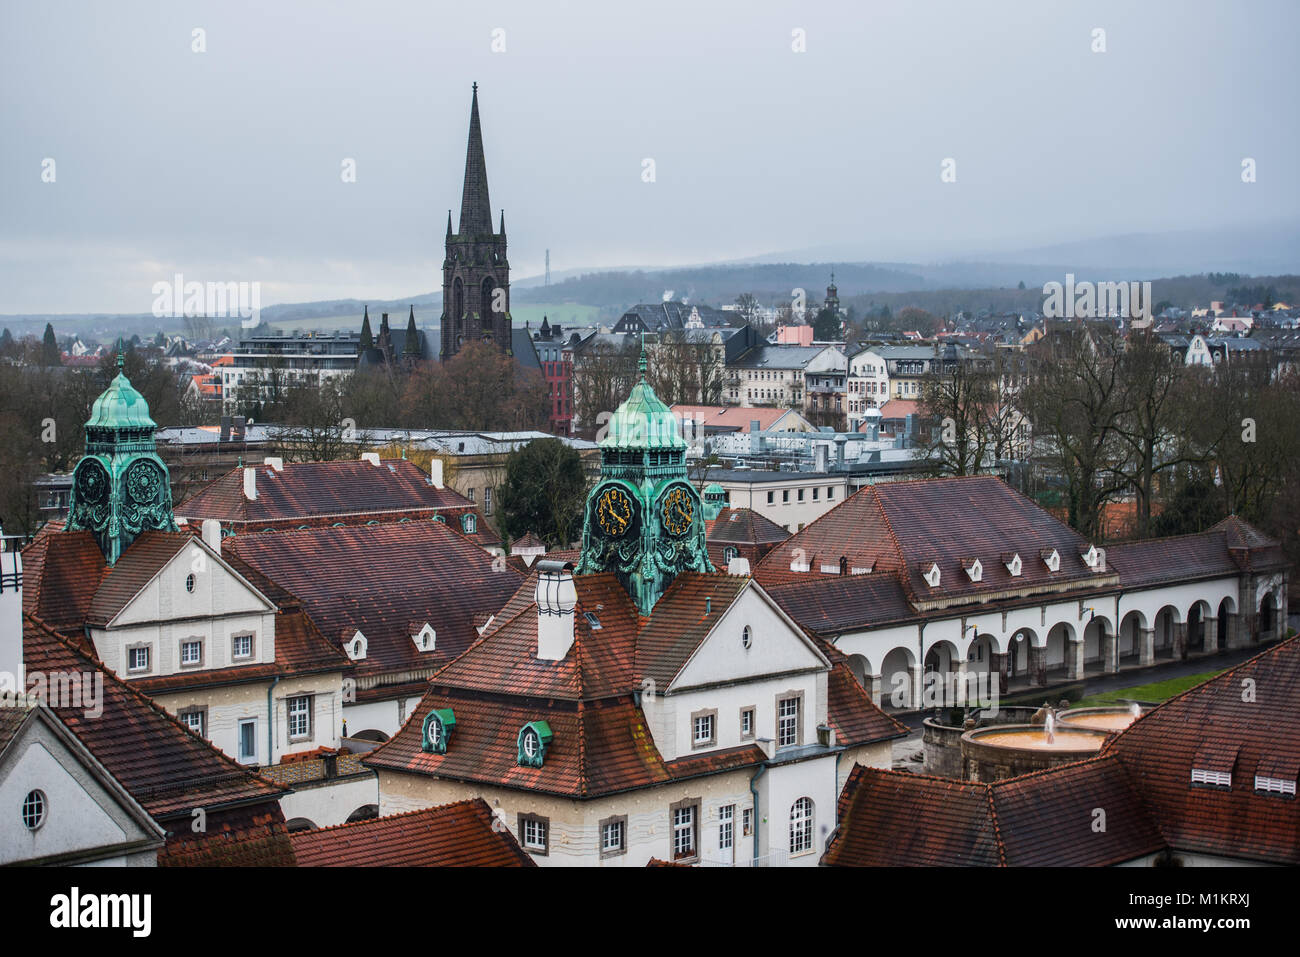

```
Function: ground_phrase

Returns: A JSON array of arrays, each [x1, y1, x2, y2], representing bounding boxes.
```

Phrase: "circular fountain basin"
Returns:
[[1058, 706, 1142, 732], [959, 724, 1110, 782]]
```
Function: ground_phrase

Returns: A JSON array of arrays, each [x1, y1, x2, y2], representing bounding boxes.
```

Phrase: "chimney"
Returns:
[[220, 415, 231, 443], [232, 415, 246, 441], [243, 467, 257, 501], [360, 452, 381, 467], [430, 458, 444, 489], [201, 519, 222, 554], [726, 556, 751, 576], [535, 561, 577, 661]]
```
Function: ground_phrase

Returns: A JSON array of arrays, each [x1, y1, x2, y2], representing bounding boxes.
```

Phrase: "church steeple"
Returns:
[[459, 82, 494, 237], [440, 84, 511, 361], [404, 305, 420, 357], [66, 349, 177, 565]]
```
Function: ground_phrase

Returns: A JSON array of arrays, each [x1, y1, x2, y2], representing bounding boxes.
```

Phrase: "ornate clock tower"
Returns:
[[66, 353, 178, 565], [577, 351, 713, 614]]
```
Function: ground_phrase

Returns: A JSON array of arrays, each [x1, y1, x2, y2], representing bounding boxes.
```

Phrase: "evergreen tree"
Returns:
[[498, 438, 587, 548], [40, 323, 61, 366]]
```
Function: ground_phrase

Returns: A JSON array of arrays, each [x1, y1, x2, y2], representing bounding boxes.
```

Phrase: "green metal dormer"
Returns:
[[65, 353, 178, 565]]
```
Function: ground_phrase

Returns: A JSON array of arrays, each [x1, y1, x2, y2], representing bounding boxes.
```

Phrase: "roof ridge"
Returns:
[[292, 796, 487, 838], [984, 782, 1008, 867]]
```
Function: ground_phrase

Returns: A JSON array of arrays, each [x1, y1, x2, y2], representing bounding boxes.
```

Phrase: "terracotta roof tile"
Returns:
[[289, 798, 535, 867]]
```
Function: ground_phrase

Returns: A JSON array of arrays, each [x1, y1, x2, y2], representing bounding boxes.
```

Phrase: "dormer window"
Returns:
[[1191, 742, 1239, 790], [723, 546, 738, 563], [517, 721, 553, 768], [1041, 548, 1060, 573], [1003, 553, 1022, 577], [850, 561, 874, 575], [1254, 756, 1298, 797], [461, 513, 477, 535], [412, 623, 436, 652], [790, 555, 811, 573], [1081, 544, 1102, 570], [422, 708, 455, 754], [962, 558, 982, 582], [920, 562, 941, 588], [346, 630, 367, 661]]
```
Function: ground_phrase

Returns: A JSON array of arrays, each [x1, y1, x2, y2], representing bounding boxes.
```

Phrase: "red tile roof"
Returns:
[[21, 525, 108, 632], [289, 798, 535, 867], [86, 531, 196, 626], [705, 508, 790, 548], [823, 758, 1162, 867], [670, 405, 801, 432], [225, 521, 523, 681], [757, 476, 1109, 601], [1105, 517, 1284, 589], [366, 569, 905, 798], [176, 459, 474, 528], [23, 615, 291, 853], [1103, 636, 1300, 865]]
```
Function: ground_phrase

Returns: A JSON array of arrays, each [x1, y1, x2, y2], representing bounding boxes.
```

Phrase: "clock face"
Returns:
[[661, 486, 694, 537], [124, 460, 164, 505], [595, 486, 635, 538], [74, 459, 110, 506]]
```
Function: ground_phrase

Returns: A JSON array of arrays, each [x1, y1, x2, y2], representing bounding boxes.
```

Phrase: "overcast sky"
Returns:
[[2, 0, 1297, 314]]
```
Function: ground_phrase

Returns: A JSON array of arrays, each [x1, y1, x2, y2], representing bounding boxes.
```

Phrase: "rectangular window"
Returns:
[[797, 488, 805, 502], [1191, 768, 1232, 788], [484, 487, 493, 516], [232, 633, 254, 660], [719, 804, 734, 851], [782, 490, 789, 504], [287, 695, 312, 741], [180, 709, 206, 737], [1255, 776, 1297, 796], [238, 719, 257, 763], [599, 816, 627, 858], [671, 801, 698, 861], [519, 814, 549, 855], [692, 710, 717, 748], [778, 694, 802, 748], [740, 707, 755, 740], [827, 487, 835, 499], [766, 491, 774, 505], [180, 639, 203, 667], [742, 807, 753, 837], [127, 645, 150, 673], [466, 487, 475, 503], [812, 487, 819, 500]]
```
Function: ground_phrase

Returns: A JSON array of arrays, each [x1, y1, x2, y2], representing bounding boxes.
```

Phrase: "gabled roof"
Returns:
[[21, 525, 108, 632], [823, 758, 1162, 867], [635, 573, 753, 690], [1105, 516, 1285, 588], [1103, 636, 1300, 865], [22, 614, 288, 823], [670, 405, 801, 433], [705, 508, 790, 548], [176, 459, 472, 526], [289, 798, 535, 867], [86, 531, 209, 626], [756, 477, 1107, 603], [224, 521, 523, 679]]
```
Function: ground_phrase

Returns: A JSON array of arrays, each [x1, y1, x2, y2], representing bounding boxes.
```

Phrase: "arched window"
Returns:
[[453, 277, 464, 320], [741, 625, 752, 649], [481, 277, 496, 319], [461, 513, 477, 534], [723, 546, 738, 564], [790, 797, 814, 854]]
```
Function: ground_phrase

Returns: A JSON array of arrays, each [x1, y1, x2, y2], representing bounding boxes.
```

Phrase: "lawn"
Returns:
[[1074, 669, 1225, 709]]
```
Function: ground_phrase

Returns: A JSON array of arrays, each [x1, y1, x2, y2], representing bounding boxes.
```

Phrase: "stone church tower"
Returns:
[[440, 84, 511, 360]]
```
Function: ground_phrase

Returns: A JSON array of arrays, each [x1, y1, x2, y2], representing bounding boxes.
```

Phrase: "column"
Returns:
[[1222, 612, 1242, 650], [1138, 628, 1155, 667], [908, 664, 924, 710], [868, 674, 882, 707], [1203, 616, 1219, 655], [1028, 645, 1047, 686], [1065, 638, 1085, 680], [991, 652, 1009, 697], [1173, 622, 1188, 659], [1101, 630, 1119, 674]]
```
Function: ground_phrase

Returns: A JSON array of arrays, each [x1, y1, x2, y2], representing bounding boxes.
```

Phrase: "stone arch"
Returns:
[[452, 277, 464, 321], [847, 653, 872, 689], [1006, 627, 1038, 678], [349, 728, 389, 744], [285, 817, 317, 833], [1083, 613, 1112, 664], [1257, 588, 1281, 641], [1154, 604, 1183, 659], [881, 646, 916, 710], [1046, 621, 1076, 671], [1119, 610, 1147, 661], [924, 639, 962, 707], [346, 805, 379, 824], [1187, 600, 1212, 653]]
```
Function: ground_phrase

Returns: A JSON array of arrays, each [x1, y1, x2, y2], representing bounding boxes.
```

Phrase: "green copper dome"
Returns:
[[600, 371, 685, 451], [86, 357, 157, 431]]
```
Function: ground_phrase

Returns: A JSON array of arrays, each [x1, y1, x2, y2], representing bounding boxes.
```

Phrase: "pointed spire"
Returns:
[[499, 209, 506, 236], [458, 83, 493, 236], [404, 305, 420, 356], [446, 210, 453, 236], [359, 306, 374, 350], [638, 332, 647, 379]]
